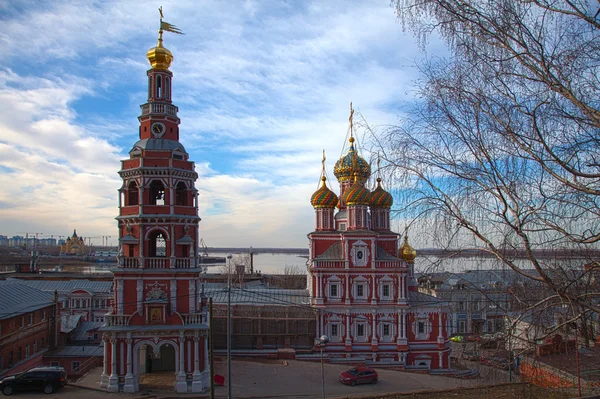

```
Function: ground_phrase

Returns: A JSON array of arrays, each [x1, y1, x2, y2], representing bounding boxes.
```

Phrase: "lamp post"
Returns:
[[316, 334, 329, 399], [227, 253, 233, 399]]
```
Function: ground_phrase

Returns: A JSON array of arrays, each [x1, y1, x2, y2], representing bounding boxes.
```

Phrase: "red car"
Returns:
[[339, 367, 378, 386]]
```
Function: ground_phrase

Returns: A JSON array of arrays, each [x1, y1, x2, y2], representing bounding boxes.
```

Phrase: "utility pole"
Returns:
[[227, 253, 233, 399], [209, 297, 215, 399]]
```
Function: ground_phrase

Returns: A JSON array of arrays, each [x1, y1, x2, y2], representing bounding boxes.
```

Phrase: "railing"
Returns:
[[105, 314, 130, 326], [140, 103, 178, 117], [146, 257, 169, 268], [73, 356, 102, 376], [374, 260, 405, 268], [122, 257, 139, 268], [120, 257, 197, 269], [174, 258, 192, 268], [312, 261, 346, 269], [182, 313, 205, 325]]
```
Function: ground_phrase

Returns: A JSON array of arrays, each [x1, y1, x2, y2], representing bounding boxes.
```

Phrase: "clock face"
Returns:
[[151, 122, 166, 137], [357, 250, 363, 260]]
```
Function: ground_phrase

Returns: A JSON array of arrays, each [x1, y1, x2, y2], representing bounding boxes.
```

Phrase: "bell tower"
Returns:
[[100, 11, 209, 394]]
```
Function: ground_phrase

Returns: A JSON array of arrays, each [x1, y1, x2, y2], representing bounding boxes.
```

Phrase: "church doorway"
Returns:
[[135, 340, 178, 391]]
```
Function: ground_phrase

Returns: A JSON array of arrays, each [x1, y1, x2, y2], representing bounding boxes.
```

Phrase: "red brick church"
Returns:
[[99, 17, 209, 393], [308, 107, 450, 369]]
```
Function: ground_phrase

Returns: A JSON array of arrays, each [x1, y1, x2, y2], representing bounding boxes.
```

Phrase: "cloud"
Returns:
[[0, 0, 437, 247]]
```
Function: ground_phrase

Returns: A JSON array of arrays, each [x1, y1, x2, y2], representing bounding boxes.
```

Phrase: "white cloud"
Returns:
[[0, 0, 438, 247]]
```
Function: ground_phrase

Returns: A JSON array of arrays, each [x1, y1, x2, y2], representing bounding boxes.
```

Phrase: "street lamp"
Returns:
[[316, 334, 329, 399], [226, 253, 233, 399]]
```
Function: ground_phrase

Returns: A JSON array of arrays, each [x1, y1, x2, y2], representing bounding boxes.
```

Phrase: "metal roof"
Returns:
[[131, 138, 187, 153], [7, 278, 112, 294], [314, 242, 343, 260], [408, 290, 442, 306], [0, 281, 55, 320], [48, 344, 104, 357], [205, 288, 310, 306]]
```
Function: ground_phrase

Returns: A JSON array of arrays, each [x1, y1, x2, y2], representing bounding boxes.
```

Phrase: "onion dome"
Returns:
[[370, 178, 393, 208], [342, 174, 371, 206], [310, 176, 339, 209], [333, 137, 371, 184], [399, 235, 417, 261], [147, 34, 173, 70]]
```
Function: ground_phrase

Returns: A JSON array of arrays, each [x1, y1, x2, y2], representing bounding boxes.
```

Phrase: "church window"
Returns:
[[149, 181, 165, 205], [330, 284, 338, 297], [356, 284, 364, 298], [383, 324, 391, 336], [28, 314, 32, 325], [166, 77, 171, 100], [357, 324, 365, 337], [339, 223, 346, 231], [383, 284, 390, 298], [175, 182, 187, 206], [127, 182, 139, 206], [418, 322, 425, 334], [331, 324, 338, 337], [156, 75, 162, 98], [149, 231, 167, 257], [148, 76, 152, 99]]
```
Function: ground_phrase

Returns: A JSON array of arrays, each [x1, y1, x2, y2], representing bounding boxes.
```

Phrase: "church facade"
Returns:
[[99, 19, 209, 393], [308, 111, 450, 369]]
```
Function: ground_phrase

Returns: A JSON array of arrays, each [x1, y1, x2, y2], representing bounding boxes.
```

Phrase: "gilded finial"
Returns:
[[349, 102, 355, 142]]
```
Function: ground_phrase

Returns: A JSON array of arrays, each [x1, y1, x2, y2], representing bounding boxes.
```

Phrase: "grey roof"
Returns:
[[376, 246, 399, 261], [61, 314, 82, 333], [314, 242, 343, 260], [205, 288, 309, 306], [48, 345, 104, 357], [334, 210, 347, 220], [408, 290, 442, 306], [8, 278, 113, 294], [0, 281, 55, 320], [130, 138, 187, 153], [74, 321, 104, 341]]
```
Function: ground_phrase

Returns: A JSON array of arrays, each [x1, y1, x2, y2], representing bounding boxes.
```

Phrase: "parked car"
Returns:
[[339, 367, 378, 386], [461, 351, 480, 361], [0, 366, 67, 395], [450, 335, 465, 343]]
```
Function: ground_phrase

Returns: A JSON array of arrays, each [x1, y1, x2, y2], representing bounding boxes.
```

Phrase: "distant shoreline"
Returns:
[[207, 247, 600, 259]]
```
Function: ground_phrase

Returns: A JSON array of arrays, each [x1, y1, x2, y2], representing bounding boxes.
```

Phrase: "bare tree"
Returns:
[[376, 1, 600, 320]]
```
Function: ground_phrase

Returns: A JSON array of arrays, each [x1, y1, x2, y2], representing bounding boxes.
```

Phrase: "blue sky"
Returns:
[[0, 0, 444, 247]]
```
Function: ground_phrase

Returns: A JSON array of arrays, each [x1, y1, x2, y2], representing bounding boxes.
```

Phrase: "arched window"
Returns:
[[156, 75, 162, 98], [166, 77, 171, 100], [127, 181, 139, 206], [150, 181, 165, 205], [148, 76, 152, 99], [175, 182, 187, 206], [149, 231, 167, 257]]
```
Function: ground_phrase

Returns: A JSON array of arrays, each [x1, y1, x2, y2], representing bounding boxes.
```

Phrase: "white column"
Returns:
[[371, 312, 378, 346], [107, 337, 119, 392], [124, 337, 134, 392], [138, 223, 144, 268], [170, 225, 176, 268], [100, 336, 109, 388], [192, 335, 203, 392], [437, 310, 444, 344], [175, 336, 187, 393]]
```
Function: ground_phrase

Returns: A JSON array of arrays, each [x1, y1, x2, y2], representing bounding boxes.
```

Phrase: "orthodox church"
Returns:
[[99, 17, 209, 393], [308, 108, 450, 369], [60, 230, 87, 255]]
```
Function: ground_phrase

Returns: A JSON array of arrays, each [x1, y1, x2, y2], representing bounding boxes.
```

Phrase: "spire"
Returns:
[[146, 7, 183, 70]]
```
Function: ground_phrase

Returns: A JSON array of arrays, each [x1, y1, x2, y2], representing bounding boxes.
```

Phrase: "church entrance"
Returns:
[[134, 340, 178, 391]]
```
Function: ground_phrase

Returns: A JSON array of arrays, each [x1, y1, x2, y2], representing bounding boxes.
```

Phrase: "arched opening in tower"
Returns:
[[149, 231, 167, 257], [150, 181, 165, 205]]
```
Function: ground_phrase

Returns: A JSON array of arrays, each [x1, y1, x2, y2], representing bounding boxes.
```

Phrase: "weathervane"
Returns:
[[158, 6, 184, 36]]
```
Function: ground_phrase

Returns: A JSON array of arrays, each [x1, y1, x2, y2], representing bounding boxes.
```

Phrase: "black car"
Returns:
[[0, 366, 68, 395]]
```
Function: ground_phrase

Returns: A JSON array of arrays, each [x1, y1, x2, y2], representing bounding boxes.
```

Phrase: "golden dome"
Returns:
[[334, 137, 371, 184], [370, 178, 393, 208], [147, 33, 173, 70], [399, 235, 416, 261], [342, 174, 371, 206], [310, 176, 339, 209]]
